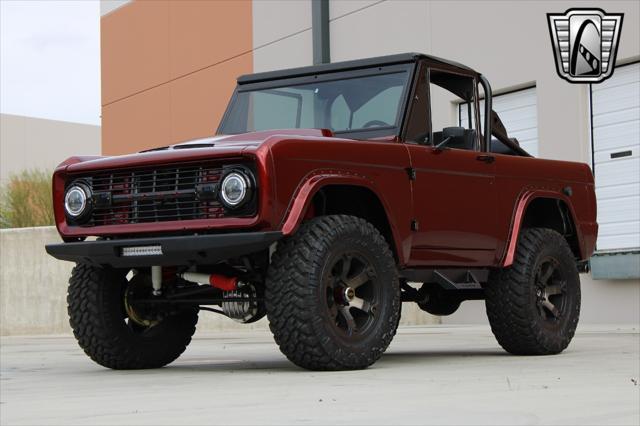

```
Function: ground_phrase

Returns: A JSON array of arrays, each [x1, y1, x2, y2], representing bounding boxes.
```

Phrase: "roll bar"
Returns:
[[479, 75, 492, 152], [479, 74, 531, 157]]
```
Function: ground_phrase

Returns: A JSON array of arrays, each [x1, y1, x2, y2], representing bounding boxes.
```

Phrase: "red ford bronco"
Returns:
[[46, 53, 597, 371]]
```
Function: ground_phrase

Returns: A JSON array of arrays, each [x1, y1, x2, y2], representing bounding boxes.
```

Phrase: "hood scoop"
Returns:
[[173, 143, 216, 150], [139, 141, 217, 153]]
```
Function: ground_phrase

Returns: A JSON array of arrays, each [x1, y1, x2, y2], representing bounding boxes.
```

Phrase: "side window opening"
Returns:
[[460, 86, 538, 157], [428, 69, 478, 151]]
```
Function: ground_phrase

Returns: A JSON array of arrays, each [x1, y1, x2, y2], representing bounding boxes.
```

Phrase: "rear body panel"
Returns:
[[494, 153, 597, 264]]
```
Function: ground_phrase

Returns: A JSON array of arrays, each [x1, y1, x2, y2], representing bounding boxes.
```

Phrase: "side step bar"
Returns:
[[400, 268, 488, 290], [433, 270, 483, 290]]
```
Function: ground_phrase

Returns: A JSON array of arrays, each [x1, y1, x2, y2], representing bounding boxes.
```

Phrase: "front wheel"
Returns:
[[266, 215, 400, 370], [67, 264, 198, 369], [485, 228, 580, 355]]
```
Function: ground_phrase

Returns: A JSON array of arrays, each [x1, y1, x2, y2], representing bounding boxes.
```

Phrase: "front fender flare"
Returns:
[[279, 171, 407, 264]]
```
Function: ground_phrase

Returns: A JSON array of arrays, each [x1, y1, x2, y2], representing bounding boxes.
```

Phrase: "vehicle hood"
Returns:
[[62, 129, 336, 173]]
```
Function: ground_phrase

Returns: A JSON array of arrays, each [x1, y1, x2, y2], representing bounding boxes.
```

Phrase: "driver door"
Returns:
[[406, 66, 498, 267]]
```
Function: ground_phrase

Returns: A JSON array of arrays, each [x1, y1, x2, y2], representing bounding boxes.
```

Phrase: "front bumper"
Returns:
[[45, 231, 283, 268]]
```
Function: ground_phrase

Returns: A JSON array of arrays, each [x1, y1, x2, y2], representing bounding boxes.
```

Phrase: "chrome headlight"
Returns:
[[64, 184, 90, 218], [219, 171, 252, 208]]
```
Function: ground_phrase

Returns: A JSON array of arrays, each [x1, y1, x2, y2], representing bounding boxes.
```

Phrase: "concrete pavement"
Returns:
[[1, 325, 638, 425]]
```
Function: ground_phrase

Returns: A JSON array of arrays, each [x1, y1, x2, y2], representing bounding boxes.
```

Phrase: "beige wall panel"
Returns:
[[329, 1, 637, 163], [252, 0, 311, 47], [0, 115, 100, 182], [101, 85, 171, 155], [0, 226, 437, 336], [429, 1, 639, 163], [101, 1, 170, 106], [0, 228, 73, 335], [428, 2, 580, 162], [253, 29, 313, 73], [329, 0, 430, 62], [329, 0, 380, 20], [443, 275, 640, 325], [427, 1, 640, 323], [168, 0, 253, 79], [326, 0, 639, 324], [613, 0, 640, 60], [170, 54, 252, 143], [100, 0, 131, 17]]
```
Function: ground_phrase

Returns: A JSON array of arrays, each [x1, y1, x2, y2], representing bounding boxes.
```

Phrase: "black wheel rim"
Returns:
[[534, 256, 568, 323], [323, 251, 380, 339]]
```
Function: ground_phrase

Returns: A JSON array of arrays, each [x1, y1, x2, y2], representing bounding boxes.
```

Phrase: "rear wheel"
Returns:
[[67, 264, 198, 369], [266, 215, 400, 370], [485, 228, 580, 355]]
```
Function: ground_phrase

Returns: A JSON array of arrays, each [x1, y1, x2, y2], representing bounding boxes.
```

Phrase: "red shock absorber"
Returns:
[[178, 272, 238, 291]]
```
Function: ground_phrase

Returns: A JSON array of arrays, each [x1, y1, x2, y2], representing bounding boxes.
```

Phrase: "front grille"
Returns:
[[78, 163, 226, 226]]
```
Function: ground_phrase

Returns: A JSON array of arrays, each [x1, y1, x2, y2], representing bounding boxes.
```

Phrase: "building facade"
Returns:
[[100, 0, 639, 323]]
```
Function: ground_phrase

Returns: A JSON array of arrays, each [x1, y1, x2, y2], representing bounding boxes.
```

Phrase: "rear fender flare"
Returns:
[[501, 190, 584, 267]]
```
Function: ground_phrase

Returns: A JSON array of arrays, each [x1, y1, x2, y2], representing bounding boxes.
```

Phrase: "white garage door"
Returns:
[[460, 87, 539, 156], [591, 62, 640, 252]]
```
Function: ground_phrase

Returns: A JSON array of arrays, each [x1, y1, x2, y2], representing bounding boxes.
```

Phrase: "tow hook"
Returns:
[[178, 272, 238, 292]]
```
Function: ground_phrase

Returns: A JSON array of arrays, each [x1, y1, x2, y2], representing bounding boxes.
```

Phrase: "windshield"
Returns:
[[218, 66, 412, 137]]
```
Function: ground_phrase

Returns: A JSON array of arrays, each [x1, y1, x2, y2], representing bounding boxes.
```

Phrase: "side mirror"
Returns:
[[435, 126, 465, 150]]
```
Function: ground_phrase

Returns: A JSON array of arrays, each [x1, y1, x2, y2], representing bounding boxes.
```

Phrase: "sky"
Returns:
[[0, 0, 101, 125]]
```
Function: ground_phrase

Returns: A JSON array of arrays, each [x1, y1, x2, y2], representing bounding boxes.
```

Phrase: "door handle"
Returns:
[[476, 155, 495, 164]]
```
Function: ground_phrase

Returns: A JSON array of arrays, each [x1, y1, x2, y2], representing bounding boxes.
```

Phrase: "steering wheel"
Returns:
[[362, 119, 391, 128]]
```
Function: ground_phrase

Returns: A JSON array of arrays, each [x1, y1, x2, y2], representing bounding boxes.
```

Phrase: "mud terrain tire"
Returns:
[[68, 264, 198, 369], [266, 215, 400, 370], [485, 228, 580, 355]]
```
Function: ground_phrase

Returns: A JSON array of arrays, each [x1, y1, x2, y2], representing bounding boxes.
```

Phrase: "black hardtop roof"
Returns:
[[237, 52, 479, 85]]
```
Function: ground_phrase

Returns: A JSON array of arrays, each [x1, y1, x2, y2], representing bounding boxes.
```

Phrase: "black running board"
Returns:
[[433, 270, 483, 290], [400, 268, 488, 290]]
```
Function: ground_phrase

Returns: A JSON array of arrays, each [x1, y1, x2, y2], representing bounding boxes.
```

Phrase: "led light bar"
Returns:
[[121, 245, 163, 257]]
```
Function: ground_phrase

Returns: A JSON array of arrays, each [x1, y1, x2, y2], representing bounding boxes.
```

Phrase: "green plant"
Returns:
[[0, 170, 54, 228]]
